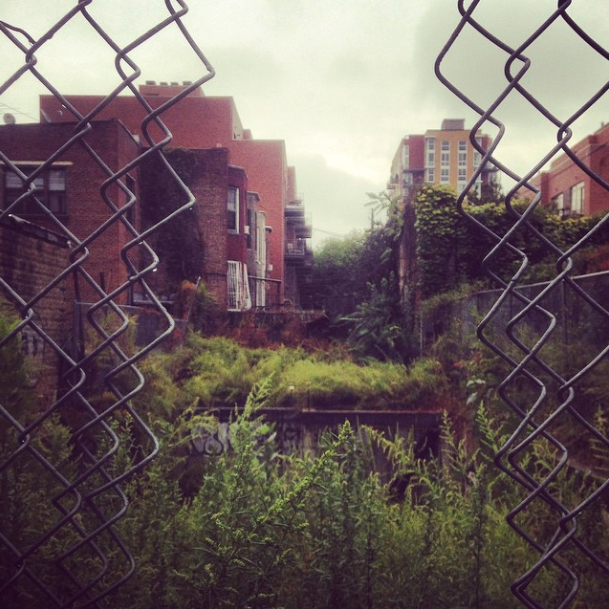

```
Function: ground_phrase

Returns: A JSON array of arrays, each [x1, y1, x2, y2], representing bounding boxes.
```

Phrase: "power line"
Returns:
[[313, 227, 349, 238], [0, 101, 38, 122]]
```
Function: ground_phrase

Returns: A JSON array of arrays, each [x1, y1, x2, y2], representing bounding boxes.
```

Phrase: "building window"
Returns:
[[425, 138, 435, 168], [458, 140, 467, 167], [473, 136, 482, 168], [426, 168, 435, 183], [441, 140, 450, 167], [4, 166, 67, 215], [227, 186, 239, 233], [402, 144, 410, 170], [571, 182, 584, 214], [440, 168, 450, 184], [552, 193, 565, 215], [227, 261, 252, 311], [457, 167, 467, 193]]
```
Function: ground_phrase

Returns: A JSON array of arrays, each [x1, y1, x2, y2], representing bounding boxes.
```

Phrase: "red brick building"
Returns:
[[0, 119, 141, 305], [522, 122, 609, 216], [40, 82, 312, 308], [0, 118, 268, 314]]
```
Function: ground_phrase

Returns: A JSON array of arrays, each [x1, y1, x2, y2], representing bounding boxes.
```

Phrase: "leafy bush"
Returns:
[[109, 396, 609, 608], [412, 185, 609, 299], [3, 336, 609, 608]]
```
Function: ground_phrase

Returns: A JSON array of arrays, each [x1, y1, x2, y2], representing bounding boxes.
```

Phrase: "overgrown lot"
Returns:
[[137, 333, 454, 412]]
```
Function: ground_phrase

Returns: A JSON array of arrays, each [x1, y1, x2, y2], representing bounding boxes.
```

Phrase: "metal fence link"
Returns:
[[437, 1, 609, 607], [0, 2, 213, 607]]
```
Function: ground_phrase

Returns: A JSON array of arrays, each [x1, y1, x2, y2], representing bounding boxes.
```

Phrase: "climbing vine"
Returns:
[[139, 148, 206, 297], [412, 185, 609, 300]]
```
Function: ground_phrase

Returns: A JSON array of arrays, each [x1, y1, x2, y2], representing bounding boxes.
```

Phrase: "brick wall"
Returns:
[[0, 218, 70, 401], [139, 147, 230, 310], [41, 90, 291, 304], [0, 120, 141, 306]]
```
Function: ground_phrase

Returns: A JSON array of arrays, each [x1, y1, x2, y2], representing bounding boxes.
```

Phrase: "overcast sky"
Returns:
[[1, 0, 607, 245]]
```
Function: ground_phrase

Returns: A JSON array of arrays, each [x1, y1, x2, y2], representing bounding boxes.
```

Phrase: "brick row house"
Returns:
[[36, 82, 313, 311], [520, 122, 609, 217], [0, 119, 141, 306], [1, 84, 312, 326]]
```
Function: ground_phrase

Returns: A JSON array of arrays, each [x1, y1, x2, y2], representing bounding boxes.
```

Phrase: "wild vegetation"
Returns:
[[312, 185, 609, 362], [3, 183, 609, 607], [136, 333, 452, 413], [2, 365, 608, 608]]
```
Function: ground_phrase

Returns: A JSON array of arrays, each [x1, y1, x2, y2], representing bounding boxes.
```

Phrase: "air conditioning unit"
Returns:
[[267, 264, 273, 272], [244, 225, 250, 235]]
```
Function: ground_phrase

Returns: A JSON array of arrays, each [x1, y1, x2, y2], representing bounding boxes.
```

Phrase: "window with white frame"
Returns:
[[227, 186, 239, 233], [440, 167, 450, 184], [425, 138, 435, 168], [227, 261, 252, 311], [242, 264, 252, 310], [552, 193, 565, 215], [458, 140, 467, 167], [4, 166, 67, 215], [457, 167, 467, 193], [441, 140, 450, 167], [426, 168, 435, 183], [571, 182, 584, 214], [402, 144, 410, 170]]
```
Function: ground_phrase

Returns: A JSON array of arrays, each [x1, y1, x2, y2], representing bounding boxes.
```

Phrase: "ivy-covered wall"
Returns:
[[411, 185, 609, 300], [139, 147, 230, 307]]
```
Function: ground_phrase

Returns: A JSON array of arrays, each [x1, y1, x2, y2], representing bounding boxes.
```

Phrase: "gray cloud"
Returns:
[[414, 0, 609, 184], [1, 0, 607, 232]]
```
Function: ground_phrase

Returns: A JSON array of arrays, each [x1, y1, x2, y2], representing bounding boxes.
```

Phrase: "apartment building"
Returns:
[[40, 82, 312, 308], [388, 119, 496, 202], [0, 117, 270, 314], [0, 119, 141, 306], [523, 122, 609, 216]]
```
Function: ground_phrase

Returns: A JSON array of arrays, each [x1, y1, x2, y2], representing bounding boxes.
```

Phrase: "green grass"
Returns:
[[138, 333, 451, 413]]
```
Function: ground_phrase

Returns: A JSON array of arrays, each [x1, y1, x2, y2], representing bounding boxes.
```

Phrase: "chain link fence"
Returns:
[[437, 1, 609, 607], [1, 1, 608, 608], [0, 2, 213, 607]]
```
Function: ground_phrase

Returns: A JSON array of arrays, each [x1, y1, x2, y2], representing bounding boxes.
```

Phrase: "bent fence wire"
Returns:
[[1, 1, 608, 608], [0, 2, 213, 607], [437, 1, 609, 608]]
